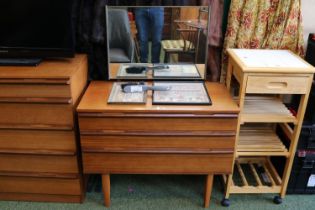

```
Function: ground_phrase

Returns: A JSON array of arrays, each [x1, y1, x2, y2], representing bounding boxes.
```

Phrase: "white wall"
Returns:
[[301, 0, 315, 46]]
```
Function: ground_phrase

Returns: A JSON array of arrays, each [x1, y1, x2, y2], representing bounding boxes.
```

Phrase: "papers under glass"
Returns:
[[152, 82, 211, 105], [153, 64, 201, 78], [108, 82, 147, 104]]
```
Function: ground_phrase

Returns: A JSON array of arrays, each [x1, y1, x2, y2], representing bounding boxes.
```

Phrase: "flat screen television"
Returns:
[[0, 0, 75, 65]]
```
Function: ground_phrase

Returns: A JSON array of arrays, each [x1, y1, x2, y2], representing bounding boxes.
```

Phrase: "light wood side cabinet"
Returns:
[[0, 55, 88, 203], [222, 49, 315, 206]]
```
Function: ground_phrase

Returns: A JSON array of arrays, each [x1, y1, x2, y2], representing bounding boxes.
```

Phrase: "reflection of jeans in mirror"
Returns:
[[135, 8, 164, 63]]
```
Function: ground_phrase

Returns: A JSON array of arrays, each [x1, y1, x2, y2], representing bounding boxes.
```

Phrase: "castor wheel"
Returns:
[[221, 198, 230, 207], [273, 196, 282, 204]]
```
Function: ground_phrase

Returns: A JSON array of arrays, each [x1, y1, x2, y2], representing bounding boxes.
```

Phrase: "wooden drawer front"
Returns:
[[0, 176, 81, 195], [0, 130, 76, 155], [0, 154, 78, 174], [246, 76, 308, 94], [0, 103, 73, 126], [81, 135, 235, 153], [83, 153, 233, 174], [0, 192, 82, 203], [0, 84, 70, 98], [79, 117, 237, 132]]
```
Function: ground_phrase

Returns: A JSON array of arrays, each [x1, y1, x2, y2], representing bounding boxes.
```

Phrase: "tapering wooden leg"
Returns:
[[204, 174, 214, 208], [102, 174, 110, 207]]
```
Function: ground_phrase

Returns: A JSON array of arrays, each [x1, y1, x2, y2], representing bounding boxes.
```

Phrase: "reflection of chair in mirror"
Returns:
[[162, 21, 199, 63], [129, 19, 141, 63], [107, 9, 134, 63]]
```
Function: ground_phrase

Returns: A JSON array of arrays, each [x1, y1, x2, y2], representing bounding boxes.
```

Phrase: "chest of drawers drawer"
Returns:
[[80, 135, 235, 153], [0, 130, 76, 155], [0, 103, 74, 127], [0, 176, 82, 195], [79, 116, 238, 132], [0, 83, 71, 98], [83, 153, 233, 174], [0, 154, 79, 175]]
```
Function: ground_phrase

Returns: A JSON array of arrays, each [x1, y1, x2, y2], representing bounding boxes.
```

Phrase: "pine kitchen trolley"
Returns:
[[222, 49, 315, 206]]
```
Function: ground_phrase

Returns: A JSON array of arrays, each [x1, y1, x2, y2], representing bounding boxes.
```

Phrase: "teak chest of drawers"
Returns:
[[0, 55, 88, 203], [77, 81, 239, 207]]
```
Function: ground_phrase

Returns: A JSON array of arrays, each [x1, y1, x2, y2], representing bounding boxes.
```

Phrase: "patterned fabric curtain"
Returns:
[[220, 0, 304, 82]]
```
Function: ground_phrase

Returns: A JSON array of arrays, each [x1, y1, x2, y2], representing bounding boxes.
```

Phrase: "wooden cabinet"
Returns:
[[223, 49, 315, 205], [77, 81, 239, 207], [0, 55, 88, 203]]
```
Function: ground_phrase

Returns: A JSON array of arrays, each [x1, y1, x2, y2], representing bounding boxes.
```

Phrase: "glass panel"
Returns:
[[105, 6, 210, 80]]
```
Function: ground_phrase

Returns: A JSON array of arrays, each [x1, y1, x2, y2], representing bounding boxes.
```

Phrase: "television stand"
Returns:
[[0, 58, 42, 66]]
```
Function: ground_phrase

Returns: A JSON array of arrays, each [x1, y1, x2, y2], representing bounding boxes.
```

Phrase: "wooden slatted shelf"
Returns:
[[241, 97, 296, 124], [224, 157, 282, 194], [237, 127, 289, 157]]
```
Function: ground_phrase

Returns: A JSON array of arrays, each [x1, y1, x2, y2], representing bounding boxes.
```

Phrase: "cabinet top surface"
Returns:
[[228, 49, 315, 73], [77, 81, 239, 114], [0, 54, 87, 79]]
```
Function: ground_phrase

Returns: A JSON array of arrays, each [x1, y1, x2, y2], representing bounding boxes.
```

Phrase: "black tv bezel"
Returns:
[[0, 0, 76, 60], [0, 47, 75, 59]]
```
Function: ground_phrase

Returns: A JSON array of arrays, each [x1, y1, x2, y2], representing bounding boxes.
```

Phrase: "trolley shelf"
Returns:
[[237, 127, 289, 157], [224, 157, 282, 194], [241, 97, 296, 124]]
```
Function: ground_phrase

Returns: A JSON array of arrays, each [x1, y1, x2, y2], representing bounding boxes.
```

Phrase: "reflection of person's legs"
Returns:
[[135, 8, 149, 63], [150, 8, 164, 63]]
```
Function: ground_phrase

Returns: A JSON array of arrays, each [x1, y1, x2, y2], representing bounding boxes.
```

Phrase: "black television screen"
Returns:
[[0, 0, 74, 60]]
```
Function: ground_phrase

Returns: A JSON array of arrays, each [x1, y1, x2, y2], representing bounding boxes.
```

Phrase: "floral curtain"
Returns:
[[220, 0, 304, 82]]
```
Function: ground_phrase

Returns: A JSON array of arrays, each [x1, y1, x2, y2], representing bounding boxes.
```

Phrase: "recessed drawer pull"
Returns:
[[267, 82, 288, 89]]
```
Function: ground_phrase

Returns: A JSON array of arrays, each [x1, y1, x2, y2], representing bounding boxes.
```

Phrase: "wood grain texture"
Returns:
[[0, 83, 71, 98], [204, 174, 213, 208], [246, 75, 309, 94], [81, 135, 235, 152], [0, 54, 88, 202], [69, 55, 88, 104], [102, 174, 110, 207], [0, 54, 88, 79], [0, 176, 82, 195], [0, 103, 73, 126], [77, 82, 239, 114], [0, 154, 79, 174], [0, 130, 76, 155], [0, 193, 82, 203], [77, 81, 238, 207], [224, 49, 315, 199], [83, 153, 233, 174], [79, 117, 237, 132]]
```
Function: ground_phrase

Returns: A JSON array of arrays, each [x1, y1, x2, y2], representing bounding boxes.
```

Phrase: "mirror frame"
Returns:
[[105, 5, 210, 81]]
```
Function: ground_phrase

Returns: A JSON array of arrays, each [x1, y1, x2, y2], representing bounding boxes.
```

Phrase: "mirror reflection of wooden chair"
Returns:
[[129, 20, 141, 63], [107, 9, 134, 63], [162, 21, 199, 63]]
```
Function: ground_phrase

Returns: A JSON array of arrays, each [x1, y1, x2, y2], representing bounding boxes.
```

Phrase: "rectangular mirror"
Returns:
[[105, 6, 210, 80]]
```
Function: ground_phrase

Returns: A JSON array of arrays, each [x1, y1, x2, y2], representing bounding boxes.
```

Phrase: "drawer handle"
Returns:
[[267, 82, 288, 89]]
